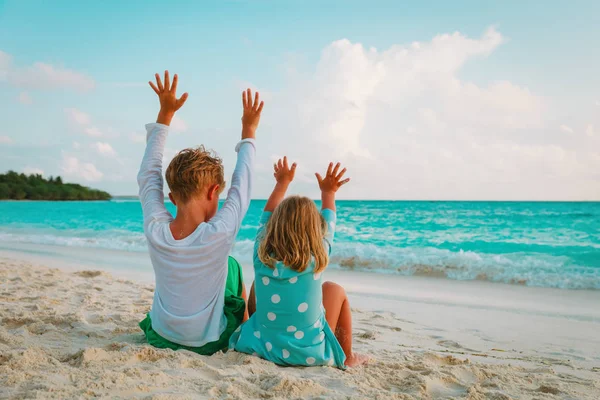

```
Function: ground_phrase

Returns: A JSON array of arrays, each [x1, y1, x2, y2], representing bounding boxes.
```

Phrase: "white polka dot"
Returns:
[[262, 276, 270, 285], [254, 331, 261, 339], [235, 326, 241, 333], [287, 325, 297, 333], [271, 294, 281, 304], [282, 349, 290, 359], [306, 357, 316, 365], [267, 312, 277, 321], [273, 268, 279, 277], [313, 272, 322, 280], [313, 320, 321, 328], [289, 276, 298, 284], [320, 332, 325, 341], [266, 342, 273, 352], [298, 302, 308, 313], [294, 331, 304, 340]]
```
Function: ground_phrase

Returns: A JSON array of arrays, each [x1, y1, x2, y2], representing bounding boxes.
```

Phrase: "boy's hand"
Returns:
[[241, 88, 264, 139], [273, 156, 297, 185], [316, 162, 350, 194], [149, 70, 189, 126]]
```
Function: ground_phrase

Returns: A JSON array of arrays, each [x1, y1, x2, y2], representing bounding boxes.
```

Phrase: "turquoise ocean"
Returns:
[[0, 200, 599, 290]]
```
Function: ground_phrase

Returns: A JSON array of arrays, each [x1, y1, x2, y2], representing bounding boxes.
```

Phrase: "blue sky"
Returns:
[[1, 0, 599, 199]]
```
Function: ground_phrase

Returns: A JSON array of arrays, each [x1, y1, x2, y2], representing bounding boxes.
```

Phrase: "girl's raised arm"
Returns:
[[264, 156, 297, 212], [315, 162, 350, 212]]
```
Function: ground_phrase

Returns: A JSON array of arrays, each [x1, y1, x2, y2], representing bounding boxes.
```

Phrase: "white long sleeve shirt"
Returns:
[[137, 123, 255, 346]]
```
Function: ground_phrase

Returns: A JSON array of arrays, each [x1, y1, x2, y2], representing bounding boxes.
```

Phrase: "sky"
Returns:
[[0, 0, 599, 200]]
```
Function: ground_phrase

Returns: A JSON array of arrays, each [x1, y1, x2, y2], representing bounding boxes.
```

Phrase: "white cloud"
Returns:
[[18, 92, 33, 105], [23, 167, 44, 176], [170, 115, 188, 132], [560, 124, 574, 134], [0, 135, 12, 144], [129, 133, 146, 143], [586, 124, 595, 137], [0, 49, 95, 92], [61, 155, 103, 182], [253, 27, 598, 200], [92, 142, 117, 157], [64, 108, 105, 137], [65, 108, 91, 126], [73, 141, 81, 149]]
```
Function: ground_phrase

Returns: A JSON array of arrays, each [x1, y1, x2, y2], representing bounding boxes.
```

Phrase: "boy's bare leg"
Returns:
[[322, 281, 369, 367], [241, 284, 249, 322], [248, 281, 257, 317]]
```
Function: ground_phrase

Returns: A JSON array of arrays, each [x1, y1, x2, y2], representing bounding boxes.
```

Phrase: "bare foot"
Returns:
[[345, 353, 370, 367]]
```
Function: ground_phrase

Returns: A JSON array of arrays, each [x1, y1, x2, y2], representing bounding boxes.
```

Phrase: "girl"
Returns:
[[229, 157, 368, 368]]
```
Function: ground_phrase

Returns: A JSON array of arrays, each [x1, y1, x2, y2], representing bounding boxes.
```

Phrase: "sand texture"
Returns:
[[1, 258, 599, 399]]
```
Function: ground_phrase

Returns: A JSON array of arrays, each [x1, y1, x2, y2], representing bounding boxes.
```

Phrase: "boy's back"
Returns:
[[137, 72, 263, 350]]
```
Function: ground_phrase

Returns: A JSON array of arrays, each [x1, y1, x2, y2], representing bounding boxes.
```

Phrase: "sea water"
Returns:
[[0, 200, 598, 289]]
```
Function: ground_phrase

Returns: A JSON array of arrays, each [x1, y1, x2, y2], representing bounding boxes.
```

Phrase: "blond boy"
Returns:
[[137, 71, 263, 354]]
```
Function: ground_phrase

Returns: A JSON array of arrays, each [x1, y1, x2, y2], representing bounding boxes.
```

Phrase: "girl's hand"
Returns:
[[149, 71, 189, 126], [316, 162, 350, 194], [241, 88, 264, 139], [274, 156, 297, 185]]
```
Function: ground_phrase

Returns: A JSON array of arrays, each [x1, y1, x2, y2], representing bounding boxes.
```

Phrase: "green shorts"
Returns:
[[139, 256, 246, 355]]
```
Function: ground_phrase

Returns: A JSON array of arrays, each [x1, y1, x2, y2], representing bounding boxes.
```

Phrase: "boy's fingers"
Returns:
[[176, 92, 189, 109], [332, 162, 340, 177], [326, 162, 333, 177], [336, 168, 347, 180], [257, 101, 264, 114], [315, 173, 323, 184], [171, 74, 178, 93], [155, 73, 164, 91], [242, 91, 247, 108], [164, 70, 170, 91], [149, 81, 160, 95], [253, 92, 259, 110], [246, 89, 252, 108]]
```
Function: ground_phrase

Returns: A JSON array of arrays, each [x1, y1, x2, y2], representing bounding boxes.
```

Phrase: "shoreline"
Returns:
[[1, 253, 599, 398]]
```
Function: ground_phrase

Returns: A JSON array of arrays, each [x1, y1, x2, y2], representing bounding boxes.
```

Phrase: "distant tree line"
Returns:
[[0, 171, 111, 200]]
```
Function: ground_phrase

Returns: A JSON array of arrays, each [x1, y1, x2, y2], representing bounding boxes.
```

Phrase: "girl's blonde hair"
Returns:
[[258, 196, 329, 273]]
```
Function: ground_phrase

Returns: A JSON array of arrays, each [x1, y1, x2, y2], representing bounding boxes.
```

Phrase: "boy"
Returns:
[[137, 71, 264, 354]]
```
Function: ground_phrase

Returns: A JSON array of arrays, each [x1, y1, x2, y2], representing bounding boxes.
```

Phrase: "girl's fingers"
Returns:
[[273, 163, 278, 172], [339, 178, 351, 186], [257, 101, 264, 114], [336, 168, 347, 180], [332, 162, 340, 177], [315, 173, 323, 184], [283, 156, 288, 169], [277, 158, 283, 170], [155, 73, 164, 91], [291, 163, 297, 172], [149, 81, 160, 95], [326, 162, 333, 177], [164, 70, 170, 91]]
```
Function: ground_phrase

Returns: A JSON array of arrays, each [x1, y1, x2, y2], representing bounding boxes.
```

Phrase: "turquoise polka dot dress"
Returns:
[[229, 209, 346, 369]]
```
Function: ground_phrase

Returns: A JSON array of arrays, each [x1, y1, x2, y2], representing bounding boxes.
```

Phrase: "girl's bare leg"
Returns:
[[322, 281, 369, 367], [241, 284, 249, 322]]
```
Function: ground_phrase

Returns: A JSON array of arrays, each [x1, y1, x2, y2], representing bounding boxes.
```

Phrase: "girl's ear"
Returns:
[[168, 192, 176, 206], [207, 184, 220, 201]]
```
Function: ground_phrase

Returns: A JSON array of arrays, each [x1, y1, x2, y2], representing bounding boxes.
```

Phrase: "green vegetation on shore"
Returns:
[[0, 171, 111, 201]]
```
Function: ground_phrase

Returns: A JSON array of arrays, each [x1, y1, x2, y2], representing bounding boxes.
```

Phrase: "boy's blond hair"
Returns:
[[258, 196, 329, 273], [165, 146, 225, 203]]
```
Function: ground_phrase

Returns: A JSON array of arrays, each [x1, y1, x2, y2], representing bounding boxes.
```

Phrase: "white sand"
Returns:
[[1, 254, 599, 399]]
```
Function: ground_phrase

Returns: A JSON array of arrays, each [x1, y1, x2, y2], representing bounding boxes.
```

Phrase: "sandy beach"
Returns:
[[1, 250, 599, 399]]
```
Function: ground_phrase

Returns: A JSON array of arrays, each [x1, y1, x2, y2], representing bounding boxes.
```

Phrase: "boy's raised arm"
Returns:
[[137, 71, 188, 228], [210, 89, 263, 239]]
